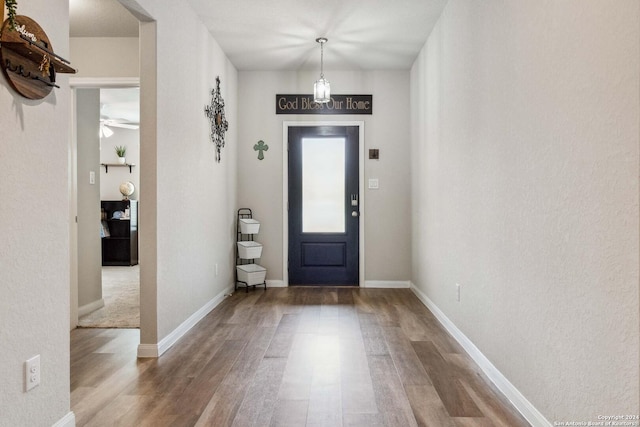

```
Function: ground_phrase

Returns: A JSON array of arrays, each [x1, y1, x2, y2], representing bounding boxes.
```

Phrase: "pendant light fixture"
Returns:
[[313, 37, 331, 103]]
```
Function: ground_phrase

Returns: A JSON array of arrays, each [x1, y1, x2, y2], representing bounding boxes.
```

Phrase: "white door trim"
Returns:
[[68, 77, 140, 329], [282, 121, 365, 287], [69, 77, 140, 88]]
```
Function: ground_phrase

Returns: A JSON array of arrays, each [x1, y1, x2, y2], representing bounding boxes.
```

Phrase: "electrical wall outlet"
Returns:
[[456, 283, 461, 302], [25, 355, 40, 392]]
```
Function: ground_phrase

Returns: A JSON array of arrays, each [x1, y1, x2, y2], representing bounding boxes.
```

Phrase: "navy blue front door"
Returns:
[[288, 126, 359, 285]]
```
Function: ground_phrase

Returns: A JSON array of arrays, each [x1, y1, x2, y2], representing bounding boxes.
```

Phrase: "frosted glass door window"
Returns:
[[302, 137, 345, 233]]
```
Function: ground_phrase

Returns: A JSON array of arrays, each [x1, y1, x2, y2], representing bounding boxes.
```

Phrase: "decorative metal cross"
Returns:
[[204, 76, 229, 163], [253, 140, 269, 160]]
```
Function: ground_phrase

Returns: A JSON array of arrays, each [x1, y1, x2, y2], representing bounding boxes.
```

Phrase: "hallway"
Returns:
[[71, 287, 529, 426]]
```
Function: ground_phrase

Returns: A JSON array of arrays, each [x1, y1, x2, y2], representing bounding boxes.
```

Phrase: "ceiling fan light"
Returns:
[[100, 124, 114, 138], [314, 78, 331, 103]]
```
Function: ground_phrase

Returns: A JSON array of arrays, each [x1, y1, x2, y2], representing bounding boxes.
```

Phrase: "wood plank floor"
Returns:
[[71, 287, 530, 427]]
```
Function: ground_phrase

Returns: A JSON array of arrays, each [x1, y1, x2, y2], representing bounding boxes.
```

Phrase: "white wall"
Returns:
[[76, 89, 103, 309], [70, 37, 139, 78], [100, 126, 140, 200], [411, 0, 639, 422], [238, 70, 411, 284], [0, 1, 73, 425], [132, 0, 238, 344]]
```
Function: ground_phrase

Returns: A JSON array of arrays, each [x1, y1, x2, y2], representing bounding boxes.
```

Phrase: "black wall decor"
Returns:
[[204, 76, 229, 162], [276, 94, 372, 115]]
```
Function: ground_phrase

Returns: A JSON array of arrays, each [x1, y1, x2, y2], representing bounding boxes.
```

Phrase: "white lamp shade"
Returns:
[[100, 124, 114, 138], [314, 78, 331, 103]]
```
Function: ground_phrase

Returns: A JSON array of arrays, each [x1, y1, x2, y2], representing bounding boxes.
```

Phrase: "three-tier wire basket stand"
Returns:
[[235, 208, 267, 292]]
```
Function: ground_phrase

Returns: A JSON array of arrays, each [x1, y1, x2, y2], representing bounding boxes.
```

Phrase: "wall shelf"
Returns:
[[2, 39, 75, 74], [0, 15, 77, 100], [101, 163, 136, 173]]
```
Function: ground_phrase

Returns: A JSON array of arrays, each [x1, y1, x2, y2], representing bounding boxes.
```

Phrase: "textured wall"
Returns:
[[76, 89, 103, 308], [237, 70, 412, 283], [0, 1, 73, 425], [133, 0, 238, 343], [100, 126, 140, 201], [70, 37, 139, 78], [411, 0, 639, 421]]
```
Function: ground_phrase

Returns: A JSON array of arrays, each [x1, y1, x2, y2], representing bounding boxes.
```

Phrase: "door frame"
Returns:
[[282, 121, 365, 287], [69, 77, 140, 329]]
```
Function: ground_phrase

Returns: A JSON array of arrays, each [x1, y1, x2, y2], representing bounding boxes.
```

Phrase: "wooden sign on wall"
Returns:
[[0, 15, 76, 99], [276, 94, 372, 115]]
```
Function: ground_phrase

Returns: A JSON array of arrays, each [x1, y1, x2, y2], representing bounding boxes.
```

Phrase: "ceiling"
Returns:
[[71, 0, 448, 124], [69, 0, 448, 71]]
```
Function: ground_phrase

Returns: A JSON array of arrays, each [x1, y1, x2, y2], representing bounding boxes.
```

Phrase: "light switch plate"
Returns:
[[368, 179, 379, 189]]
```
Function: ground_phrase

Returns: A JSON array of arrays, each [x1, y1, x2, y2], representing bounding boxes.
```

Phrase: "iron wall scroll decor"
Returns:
[[204, 76, 229, 162]]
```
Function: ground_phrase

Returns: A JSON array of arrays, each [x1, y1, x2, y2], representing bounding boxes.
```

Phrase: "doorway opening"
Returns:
[[72, 84, 140, 329]]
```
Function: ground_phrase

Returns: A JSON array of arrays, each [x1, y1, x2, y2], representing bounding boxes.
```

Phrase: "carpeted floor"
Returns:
[[78, 265, 140, 328]]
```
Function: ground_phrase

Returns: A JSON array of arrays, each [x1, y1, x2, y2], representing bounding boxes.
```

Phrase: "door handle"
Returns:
[[352, 211, 359, 217]]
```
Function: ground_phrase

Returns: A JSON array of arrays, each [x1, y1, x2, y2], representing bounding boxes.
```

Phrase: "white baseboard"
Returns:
[[266, 280, 286, 287], [137, 284, 235, 358], [136, 344, 158, 358], [52, 411, 75, 427], [78, 298, 105, 317], [409, 282, 551, 427], [260, 280, 410, 288], [363, 280, 410, 288]]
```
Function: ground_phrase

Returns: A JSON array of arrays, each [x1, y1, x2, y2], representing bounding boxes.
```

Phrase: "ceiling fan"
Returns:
[[99, 118, 139, 138]]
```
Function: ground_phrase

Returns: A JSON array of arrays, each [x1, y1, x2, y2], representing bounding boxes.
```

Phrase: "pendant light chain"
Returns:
[[320, 40, 325, 79]]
